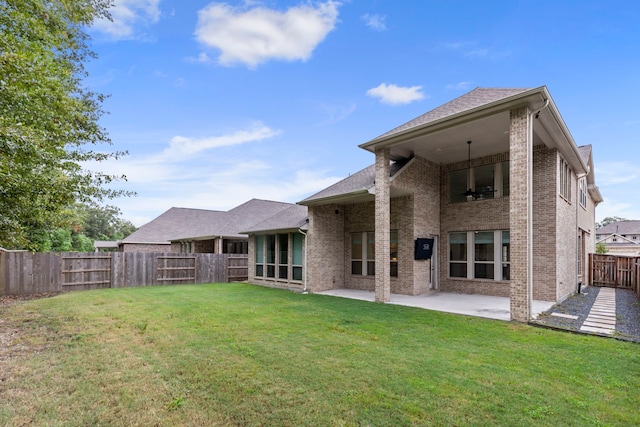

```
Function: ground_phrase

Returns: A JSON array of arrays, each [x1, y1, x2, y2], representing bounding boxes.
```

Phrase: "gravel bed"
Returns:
[[616, 288, 640, 341], [533, 286, 640, 342]]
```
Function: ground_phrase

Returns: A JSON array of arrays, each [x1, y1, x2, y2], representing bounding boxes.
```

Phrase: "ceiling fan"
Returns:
[[462, 140, 495, 200], [463, 141, 482, 200]]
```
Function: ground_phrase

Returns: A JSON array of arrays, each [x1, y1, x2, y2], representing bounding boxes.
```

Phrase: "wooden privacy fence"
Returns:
[[590, 254, 640, 298], [0, 251, 249, 296]]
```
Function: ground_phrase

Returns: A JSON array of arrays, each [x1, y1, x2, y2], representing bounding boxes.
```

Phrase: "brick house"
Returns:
[[119, 199, 295, 254], [245, 86, 603, 322], [595, 220, 640, 255]]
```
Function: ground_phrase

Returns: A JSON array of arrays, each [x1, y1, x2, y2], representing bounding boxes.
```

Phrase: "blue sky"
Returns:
[[84, 0, 640, 226]]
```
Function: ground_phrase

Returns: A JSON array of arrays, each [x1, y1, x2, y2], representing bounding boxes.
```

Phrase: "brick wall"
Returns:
[[393, 157, 441, 295], [556, 155, 578, 301], [439, 150, 511, 296], [121, 243, 172, 253], [509, 106, 531, 321], [307, 204, 345, 292], [532, 145, 557, 301]]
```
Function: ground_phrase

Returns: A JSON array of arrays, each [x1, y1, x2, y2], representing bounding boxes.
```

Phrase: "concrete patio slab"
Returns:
[[315, 289, 554, 321]]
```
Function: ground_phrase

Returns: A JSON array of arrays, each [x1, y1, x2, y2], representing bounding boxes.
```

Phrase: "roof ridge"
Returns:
[[369, 87, 534, 142]]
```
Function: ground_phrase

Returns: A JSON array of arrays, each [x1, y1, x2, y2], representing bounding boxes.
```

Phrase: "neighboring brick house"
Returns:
[[595, 220, 640, 255], [245, 86, 603, 322], [119, 199, 296, 253]]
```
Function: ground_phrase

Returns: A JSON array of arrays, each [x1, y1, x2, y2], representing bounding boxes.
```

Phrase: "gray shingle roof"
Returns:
[[122, 207, 227, 244], [597, 221, 640, 235], [578, 145, 592, 164], [299, 159, 411, 205], [371, 87, 533, 141], [213, 199, 297, 238], [300, 164, 375, 204], [122, 199, 301, 244], [242, 204, 309, 234]]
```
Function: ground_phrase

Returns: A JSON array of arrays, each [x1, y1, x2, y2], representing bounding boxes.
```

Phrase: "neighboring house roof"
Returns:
[[179, 199, 296, 240], [597, 220, 640, 236], [123, 199, 302, 245], [299, 158, 412, 206], [596, 233, 640, 245], [121, 207, 227, 245], [242, 204, 309, 234]]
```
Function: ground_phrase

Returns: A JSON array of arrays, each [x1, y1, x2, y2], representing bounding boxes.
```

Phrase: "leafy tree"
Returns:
[[37, 203, 136, 252], [0, 0, 132, 251], [81, 203, 136, 241], [595, 242, 608, 254], [596, 217, 630, 229]]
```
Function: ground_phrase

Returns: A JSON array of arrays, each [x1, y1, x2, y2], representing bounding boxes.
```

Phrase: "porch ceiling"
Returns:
[[387, 110, 542, 164], [361, 86, 587, 175]]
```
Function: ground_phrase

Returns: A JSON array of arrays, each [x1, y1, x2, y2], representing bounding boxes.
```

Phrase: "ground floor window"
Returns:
[[292, 233, 303, 281], [449, 230, 509, 281], [254, 233, 304, 281], [255, 235, 264, 277], [351, 230, 398, 277]]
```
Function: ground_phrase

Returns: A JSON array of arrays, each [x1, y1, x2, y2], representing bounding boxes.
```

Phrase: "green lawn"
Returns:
[[0, 283, 638, 426]]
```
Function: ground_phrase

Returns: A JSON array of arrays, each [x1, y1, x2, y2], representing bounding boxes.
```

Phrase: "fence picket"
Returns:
[[590, 253, 640, 296], [0, 251, 247, 296]]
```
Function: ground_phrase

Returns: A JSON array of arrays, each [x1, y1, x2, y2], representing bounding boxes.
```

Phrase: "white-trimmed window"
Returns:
[[266, 235, 276, 278], [560, 158, 572, 201], [579, 178, 587, 208], [255, 235, 264, 277], [292, 233, 303, 281], [254, 233, 304, 281], [351, 231, 398, 277], [449, 230, 510, 281]]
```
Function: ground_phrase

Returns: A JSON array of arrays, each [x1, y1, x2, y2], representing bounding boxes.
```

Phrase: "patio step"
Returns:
[[579, 287, 616, 335]]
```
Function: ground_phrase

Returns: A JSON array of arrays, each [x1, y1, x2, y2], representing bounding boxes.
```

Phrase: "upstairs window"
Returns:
[[559, 158, 572, 201], [449, 161, 509, 203], [579, 178, 587, 208]]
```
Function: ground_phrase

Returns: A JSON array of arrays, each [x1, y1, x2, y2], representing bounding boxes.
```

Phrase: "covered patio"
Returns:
[[316, 289, 554, 321]]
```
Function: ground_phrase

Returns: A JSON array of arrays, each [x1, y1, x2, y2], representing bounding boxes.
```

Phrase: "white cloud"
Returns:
[[437, 41, 509, 60], [194, 1, 340, 68], [315, 101, 357, 126], [92, 0, 161, 40], [361, 13, 387, 31], [595, 162, 637, 186], [82, 123, 348, 225], [446, 81, 473, 91], [366, 83, 426, 105], [158, 125, 282, 161]]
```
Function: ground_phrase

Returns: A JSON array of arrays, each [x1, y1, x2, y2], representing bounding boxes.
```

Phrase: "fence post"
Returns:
[[0, 251, 5, 295]]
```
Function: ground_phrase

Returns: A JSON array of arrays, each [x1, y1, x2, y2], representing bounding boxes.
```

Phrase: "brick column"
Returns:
[[375, 148, 391, 302], [509, 107, 532, 322]]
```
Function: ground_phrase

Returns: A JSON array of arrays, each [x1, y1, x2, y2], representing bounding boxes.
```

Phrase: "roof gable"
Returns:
[[216, 199, 297, 238], [299, 159, 411, 206], [371, 87, 533, 142], [242, 204, 309, 234]]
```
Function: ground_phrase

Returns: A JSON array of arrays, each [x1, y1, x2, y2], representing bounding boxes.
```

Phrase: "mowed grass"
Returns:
[[0, 283, 639, 426]]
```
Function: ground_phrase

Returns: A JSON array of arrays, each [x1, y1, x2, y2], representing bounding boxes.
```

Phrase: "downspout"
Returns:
[[528, 98, 550, 319], [298, 228, 308, 294]]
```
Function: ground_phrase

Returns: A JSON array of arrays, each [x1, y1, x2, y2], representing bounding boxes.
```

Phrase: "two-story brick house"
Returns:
[[245, 86, 603, 322]]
